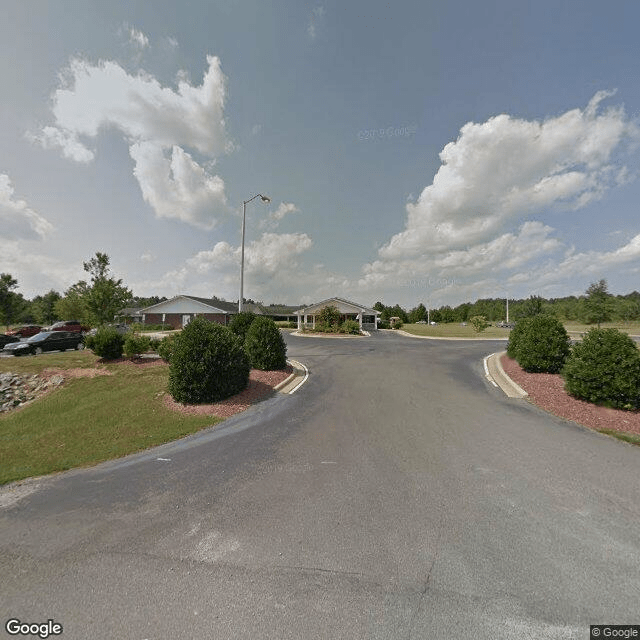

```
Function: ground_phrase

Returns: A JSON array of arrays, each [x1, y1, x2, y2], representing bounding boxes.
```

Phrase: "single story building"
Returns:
[[139, 296, 300, 329], [295, 297, 380, 331]]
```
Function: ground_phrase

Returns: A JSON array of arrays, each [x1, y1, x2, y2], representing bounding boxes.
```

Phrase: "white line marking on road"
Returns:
[[288, 361, 309, 394], [483, 355, 498, 387], [156, 457, 171, 461], [320, 461, 337, 464]]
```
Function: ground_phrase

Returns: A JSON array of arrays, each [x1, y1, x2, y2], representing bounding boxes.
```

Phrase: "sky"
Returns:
[[2, 0, 640, 309]]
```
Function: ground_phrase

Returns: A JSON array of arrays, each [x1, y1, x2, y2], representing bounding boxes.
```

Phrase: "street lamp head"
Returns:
[[260, 195, 271, 203]]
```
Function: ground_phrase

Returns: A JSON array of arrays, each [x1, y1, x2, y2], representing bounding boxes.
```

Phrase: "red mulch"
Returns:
[[162, 365, 294, 417], [500, 354, 640, 436]]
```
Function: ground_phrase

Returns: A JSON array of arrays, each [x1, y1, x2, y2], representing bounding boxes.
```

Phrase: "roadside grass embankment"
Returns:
[[399, 323, 512, 339], [0, 351, 221, 485], [400, 320, 640, 339]]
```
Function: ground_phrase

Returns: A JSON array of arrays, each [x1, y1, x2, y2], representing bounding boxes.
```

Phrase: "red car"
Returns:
[[49, 320, 90, 333], [6, 325, 41, 338]]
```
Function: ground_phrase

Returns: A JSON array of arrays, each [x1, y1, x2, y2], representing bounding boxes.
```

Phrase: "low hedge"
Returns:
[[168, 317, 250, 403], [507, 315, 570, 373], [562, 328, 640, 409]]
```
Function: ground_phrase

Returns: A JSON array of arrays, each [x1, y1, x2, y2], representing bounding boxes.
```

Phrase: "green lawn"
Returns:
[[0, 351, 221, 485], [400, 320, 640, 339], [398, 323, 512, 339], [562, 321, 640, 335]]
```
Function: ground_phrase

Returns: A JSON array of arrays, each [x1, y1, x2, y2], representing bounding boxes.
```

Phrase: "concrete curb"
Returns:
[[275, 359, 309, 394], [485, 351, 528, 398], [393, 329, 510, 341], [289, 331, 367, 338]]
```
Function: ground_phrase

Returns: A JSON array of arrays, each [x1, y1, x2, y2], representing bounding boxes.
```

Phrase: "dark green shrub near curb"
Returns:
[[507, 315, 570, 373], [563, 328, 640, 410], [87, 326, 125, 360], [123, 333, 151, 358], [168, 317, 250, 403], [244, 317, 287, 370], [339, 320, 361, 334], [229, 312, 256, 342], [157, 334, 178, 363]]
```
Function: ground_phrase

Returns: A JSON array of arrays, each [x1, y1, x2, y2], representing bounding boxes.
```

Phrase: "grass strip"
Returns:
[[0, 356, 221, 485], [597, 429, 640, 447], [399, 323, 512, 338]]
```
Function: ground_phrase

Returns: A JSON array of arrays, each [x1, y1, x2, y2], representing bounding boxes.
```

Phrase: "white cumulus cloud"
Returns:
[[358, 91, 640, 301], [0, 174, 53, 240], [32, 55, 231, 228], [188, 232, 313, 275], [380, 91, 638, 261], [128, 26, 149, 49], [129, 142, 226, 229]]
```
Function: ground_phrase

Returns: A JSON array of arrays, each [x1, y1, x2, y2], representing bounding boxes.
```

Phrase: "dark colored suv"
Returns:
[[2, 331, 84, 356]]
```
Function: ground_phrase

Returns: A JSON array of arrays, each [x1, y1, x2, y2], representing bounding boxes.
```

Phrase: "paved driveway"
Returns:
[[1, 331, 639, 639]]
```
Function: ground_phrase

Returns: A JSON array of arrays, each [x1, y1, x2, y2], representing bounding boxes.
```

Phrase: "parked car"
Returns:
[[49, 320, 90, 333], [0, 334, 20, 348], [3, 331, 84, 356], [5, 325, 41, 338]]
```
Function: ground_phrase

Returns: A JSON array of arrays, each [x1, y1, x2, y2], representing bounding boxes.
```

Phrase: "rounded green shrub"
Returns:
[[123, 333, 151, 358], [168, 317, 250, 404], [562, 328, 640, 410], [157, 333, 178, 362], [88, 326, 124, 360], [244, 316, 287, 370], [340, 319, 361, 334], [506, 315, 570, 373], [229, 311, 256, 342], [469, 315, 490, 332]]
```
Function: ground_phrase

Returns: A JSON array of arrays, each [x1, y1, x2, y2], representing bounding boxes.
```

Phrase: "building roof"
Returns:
[[139, 295, 300, 316], [140, 295, 233, 315], [295, 297, 380, 316]]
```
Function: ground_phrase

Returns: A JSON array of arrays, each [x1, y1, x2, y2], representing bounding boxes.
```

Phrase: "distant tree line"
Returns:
[[373, 280, 638, 325], [0, 252, 168, 329]]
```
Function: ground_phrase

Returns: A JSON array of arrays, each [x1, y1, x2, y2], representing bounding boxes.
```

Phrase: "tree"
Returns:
[[583, 279, 614, 328], [515, 295, 547, 319], [31, 290, 62, 325], [408, 303, 427, 323], [83, 252, 132, 325], [54, 281, 89, 323], [0, 273, 25, 328], [317, 305, 341, 330], [469, 315, 490, 332]]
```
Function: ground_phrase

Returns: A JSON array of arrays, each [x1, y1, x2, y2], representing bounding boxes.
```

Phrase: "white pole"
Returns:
[[239, 200, 247, 313], [239, 194, 270, 313]]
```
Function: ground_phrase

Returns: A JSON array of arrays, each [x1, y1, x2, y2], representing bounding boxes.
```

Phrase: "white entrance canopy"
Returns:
[[294, 297, 380, 331]]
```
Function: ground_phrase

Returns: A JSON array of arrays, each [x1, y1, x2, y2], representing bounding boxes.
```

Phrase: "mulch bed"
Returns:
[[500, 354, 640, 436], [162, 365, 294, 417]]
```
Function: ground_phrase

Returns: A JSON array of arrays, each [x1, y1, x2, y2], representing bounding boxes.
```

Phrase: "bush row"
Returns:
[[507, 318, 640, 410], [165, 315, 288, 404]]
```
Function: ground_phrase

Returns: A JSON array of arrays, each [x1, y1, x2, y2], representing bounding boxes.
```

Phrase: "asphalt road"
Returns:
[[1, 331, 639, 639]]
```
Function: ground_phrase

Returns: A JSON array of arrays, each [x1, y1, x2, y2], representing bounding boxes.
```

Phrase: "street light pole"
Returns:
[[239, 193, 271, 312]]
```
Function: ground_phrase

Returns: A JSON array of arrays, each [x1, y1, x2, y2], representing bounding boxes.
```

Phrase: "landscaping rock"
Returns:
[[0, 372, 64, 413]]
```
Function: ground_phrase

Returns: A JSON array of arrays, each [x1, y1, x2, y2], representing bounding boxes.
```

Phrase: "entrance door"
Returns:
[[182, 315, 191, 328]]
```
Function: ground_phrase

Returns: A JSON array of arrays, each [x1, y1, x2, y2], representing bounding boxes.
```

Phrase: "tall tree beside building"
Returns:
[[82, 253, 132, 325]]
